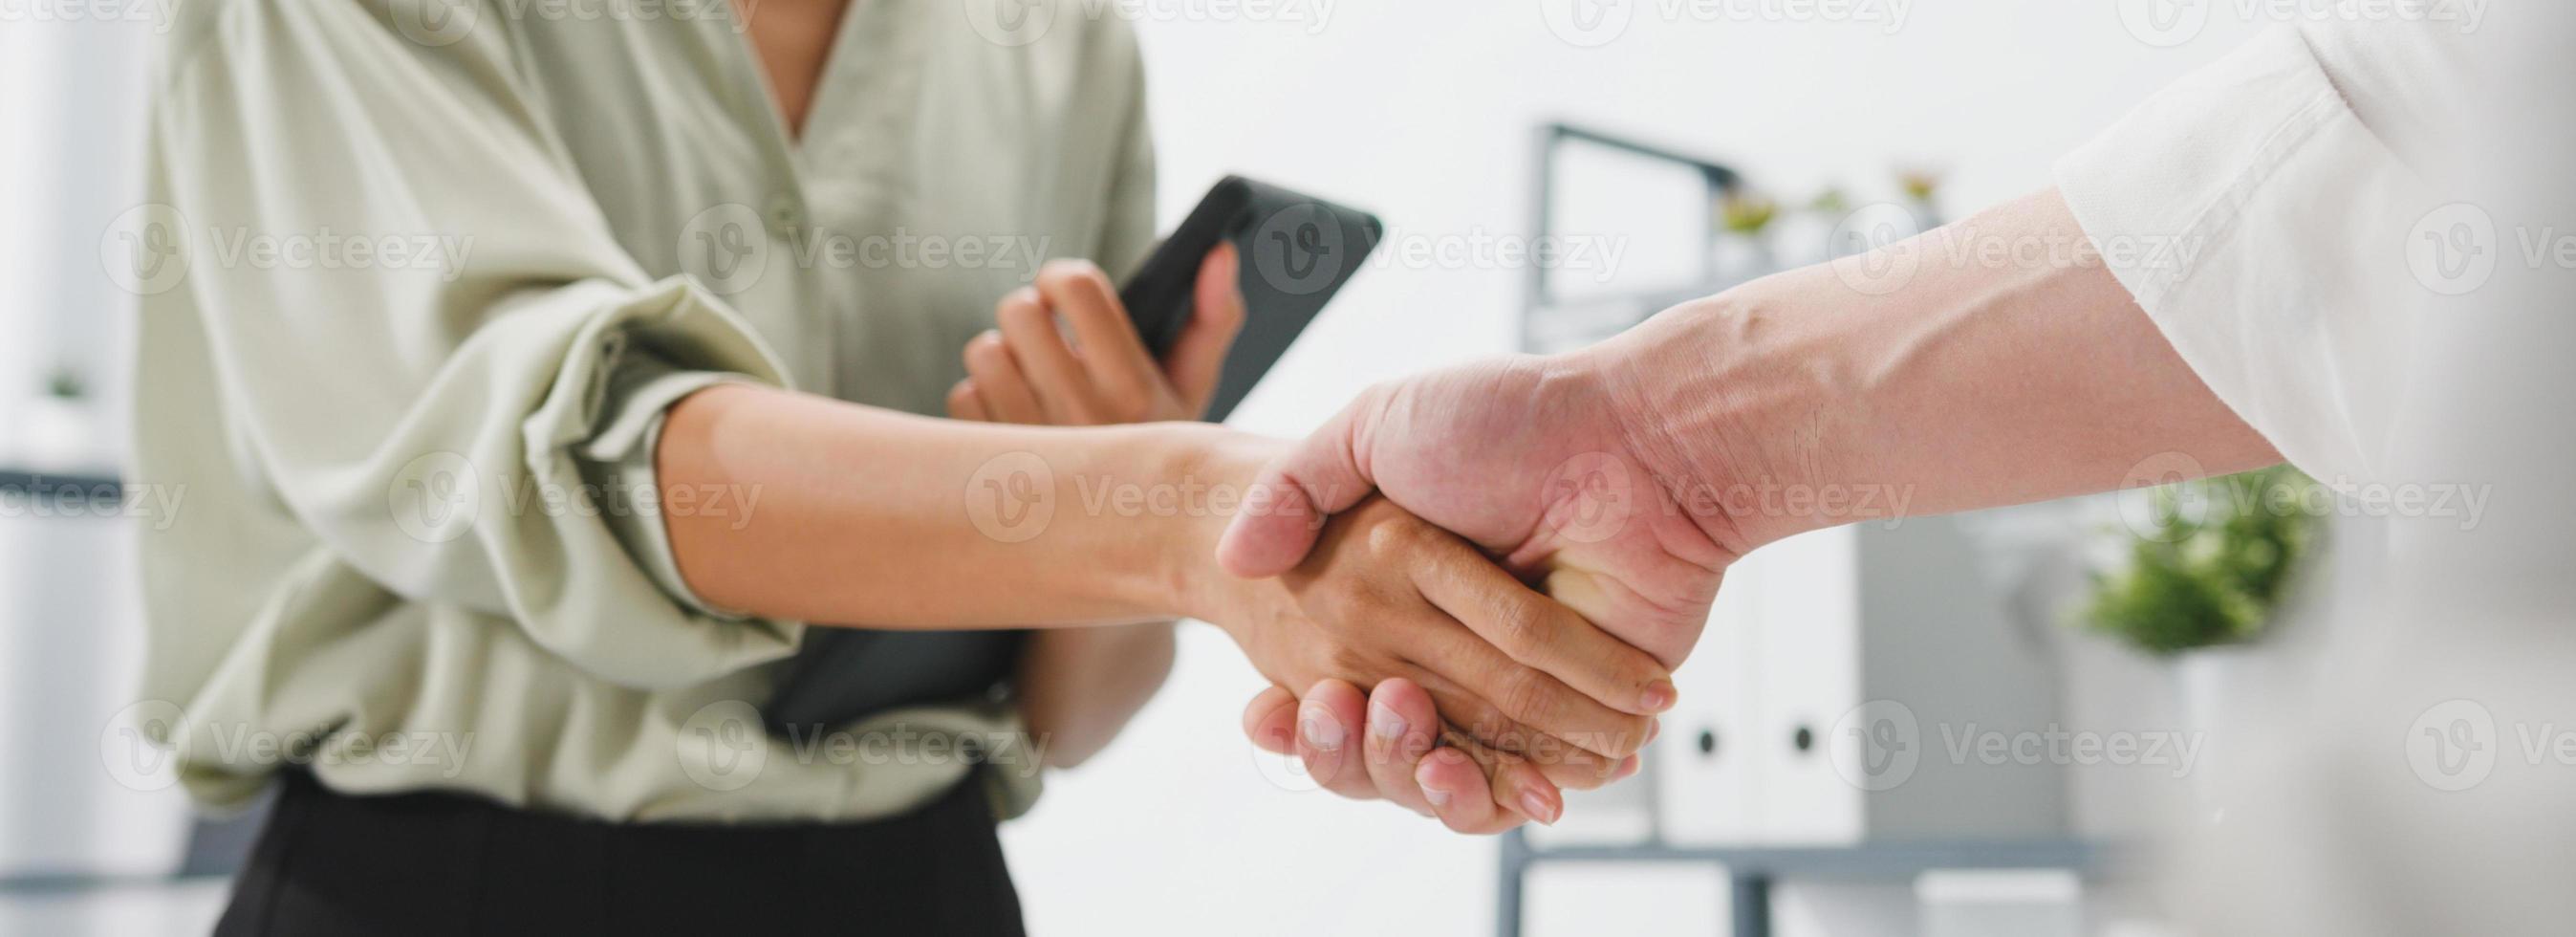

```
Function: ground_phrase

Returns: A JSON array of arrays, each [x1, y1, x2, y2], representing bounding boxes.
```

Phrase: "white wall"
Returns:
[[1000, 3, 2267, 935]]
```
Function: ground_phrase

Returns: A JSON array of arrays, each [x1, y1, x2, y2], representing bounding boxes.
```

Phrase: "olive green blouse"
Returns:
[[129, 0, 1155, 822]]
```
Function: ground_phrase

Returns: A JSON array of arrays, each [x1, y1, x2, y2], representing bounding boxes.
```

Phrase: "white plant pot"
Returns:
[[2170, 644, 2262, 823]]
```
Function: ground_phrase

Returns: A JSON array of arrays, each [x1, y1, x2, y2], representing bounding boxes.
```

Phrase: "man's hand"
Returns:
[[1215, 353, 1741, 668]]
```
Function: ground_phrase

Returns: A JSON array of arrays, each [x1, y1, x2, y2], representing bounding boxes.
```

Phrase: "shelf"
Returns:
[[0, 468, 125, 508], [1504, 832, 2108, 880], [1497, 831, 2111, 937]]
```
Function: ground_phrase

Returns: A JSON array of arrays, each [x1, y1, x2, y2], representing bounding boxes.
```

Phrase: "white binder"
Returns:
[[1753, 516, 2068, 844], [1654, 545, 1765, 846], [1651, 514, 2068, 847]]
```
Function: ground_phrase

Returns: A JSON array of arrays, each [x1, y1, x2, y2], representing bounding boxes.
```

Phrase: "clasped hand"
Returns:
[[964, 251, 1731, 832]]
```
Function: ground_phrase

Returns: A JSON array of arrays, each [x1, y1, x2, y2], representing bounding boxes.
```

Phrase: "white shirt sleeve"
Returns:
[[2054, 24, 2462, 489]]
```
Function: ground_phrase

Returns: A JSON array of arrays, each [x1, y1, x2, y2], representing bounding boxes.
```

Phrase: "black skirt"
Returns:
[[213, 771, 1026, 936]]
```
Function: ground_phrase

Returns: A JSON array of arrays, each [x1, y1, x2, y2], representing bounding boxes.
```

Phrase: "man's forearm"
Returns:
[[656, 382, 1270, 628], [1582, 186, 2282, 551]]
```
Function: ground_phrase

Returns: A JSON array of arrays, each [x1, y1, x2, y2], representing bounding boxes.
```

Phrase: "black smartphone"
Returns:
[[1117, 175, 1384, 421]]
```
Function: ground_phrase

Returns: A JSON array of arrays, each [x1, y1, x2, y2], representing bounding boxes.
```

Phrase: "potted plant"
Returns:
[[1713, 188, 1781, 280], [2085, 465, 2318, 655], [1894, 164, 1946, 229]]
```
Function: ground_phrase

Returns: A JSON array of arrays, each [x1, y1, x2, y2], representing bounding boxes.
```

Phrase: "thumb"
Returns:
[[1242, 685, 1299, 755], [1216, 386, 1382, 577], [1165, 242, 1246, 414]]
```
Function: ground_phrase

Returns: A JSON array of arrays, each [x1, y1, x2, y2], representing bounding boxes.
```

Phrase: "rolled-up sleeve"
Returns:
[[153, 0, 799, 689], [2054, 24, 2458, 486]]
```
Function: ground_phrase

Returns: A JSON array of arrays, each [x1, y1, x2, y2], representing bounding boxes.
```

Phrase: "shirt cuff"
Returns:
[[574, 349, 758, 620], [2053, 25, 2430, 485]]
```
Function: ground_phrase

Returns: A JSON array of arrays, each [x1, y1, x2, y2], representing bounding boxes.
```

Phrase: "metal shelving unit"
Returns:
[[0, 468, 124, 505]]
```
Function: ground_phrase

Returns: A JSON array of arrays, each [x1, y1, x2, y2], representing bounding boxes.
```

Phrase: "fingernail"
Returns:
[[1422, 784, 1452, 807], [1616, 754, 1642, 779], [1299, 708, 1344, 751], [1519, 790, 1561, 825], [1640, 681, 1678, 713], [1646, 718, 1662, 744], [1368, 701, 1408, 741]]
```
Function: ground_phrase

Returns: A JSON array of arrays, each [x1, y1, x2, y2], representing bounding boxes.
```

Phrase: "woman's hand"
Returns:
[[1243, 677, 1643, 833], [949, 245, 1245, 425]]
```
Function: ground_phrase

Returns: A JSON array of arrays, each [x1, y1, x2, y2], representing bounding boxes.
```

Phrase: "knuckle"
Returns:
[[1362, 512, 1431, 556], [1323, 644, 1375, 679], [1486, 597, 1550, 659], [963, 336, 1007, 373], [1319, 581, 1386, 624], [1105, 387, 1153, 423], [1036, 259, 1104, 296], [1494, 666, 1561, 728], [995, 294, 1049, 334]]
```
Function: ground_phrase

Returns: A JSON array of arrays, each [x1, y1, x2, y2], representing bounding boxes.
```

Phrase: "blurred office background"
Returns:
[[2, 2, 2322, 934]]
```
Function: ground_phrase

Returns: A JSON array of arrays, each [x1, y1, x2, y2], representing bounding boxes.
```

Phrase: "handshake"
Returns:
[[676, 188, 2222, 833], [937, 247, 1791, 834]]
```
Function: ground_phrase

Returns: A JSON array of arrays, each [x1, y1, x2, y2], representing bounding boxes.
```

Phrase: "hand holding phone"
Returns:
[[947, 246, 1245, 425], [1116, 176, 1384, 422]]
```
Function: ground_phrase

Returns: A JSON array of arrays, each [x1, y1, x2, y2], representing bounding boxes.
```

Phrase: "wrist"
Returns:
[[1570, 283, 1867, 554], [1122, 423, 1282, 626]]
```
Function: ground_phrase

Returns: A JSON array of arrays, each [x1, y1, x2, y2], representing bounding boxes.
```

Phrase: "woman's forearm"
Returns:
[[1587, 186, 2282, 550], [1015, 622, 1178, 769], [656, 382, 1265, 628]]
